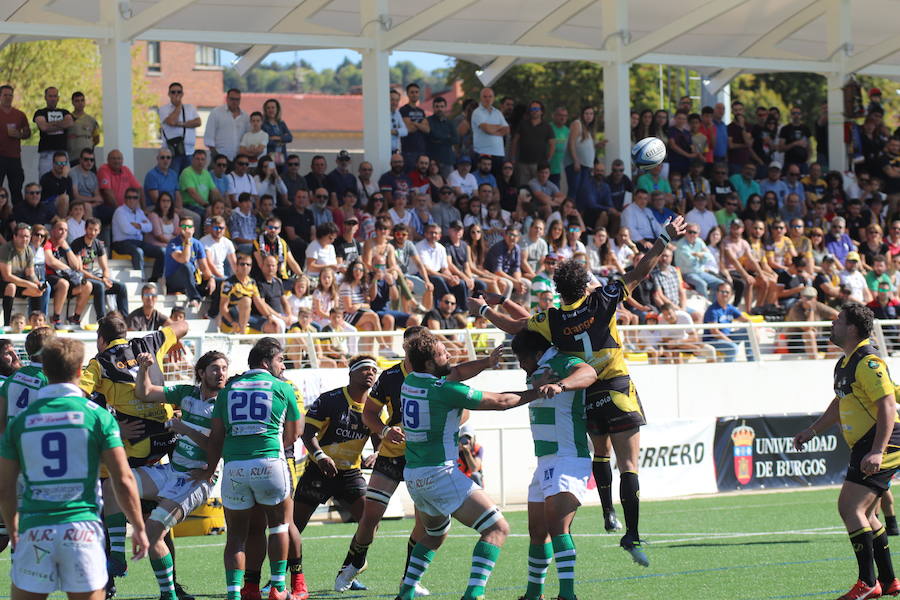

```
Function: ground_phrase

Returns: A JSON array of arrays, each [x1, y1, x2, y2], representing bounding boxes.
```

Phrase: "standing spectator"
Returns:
[[548, 106, 570, 188], [565, 105, 596, 197], [484, 225, 529, 299], [471, 87, 509, 179], [389, 88, 407, 154], [70, 149, 101, 215], [511, 100, 554, 186], [97, 149, 141, 222], [778, 107, 812, 173], [262, 98, 292, 166], [457, 424, 484, 486], [727, 113, 755, 175], [0, 85, 29, 206], [38, 151, 72, 214], [667, 110, 700, 176], [164, 216, 212, 306], [111, 188, 163, 282], [159, 82, 200, 175], [0, 224, 43, 324], [400, 83, 429, 170], [878, 136, 900, 208], [71, 217, 127, 319], [33, 86, 73, 176], [67, 91, 99, 167], [703, 282, 754, 362], [711, 103, 729, 165], [145, 191, 179, 249], [426, 95, 458, 176], [326, 150, 357, 203], [179, 149, 219, 220], [125, 282, 170, 331], [606, 158, 633, 211], [355, 160, 378, 202], [143, 149, 180, 209], [204, 88, 249, 161]]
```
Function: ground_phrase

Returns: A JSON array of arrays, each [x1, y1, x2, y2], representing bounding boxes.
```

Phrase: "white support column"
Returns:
[[361, 0, 390, 175], [601, 0, 631, 169], [826, 0, 851, 173], [99, 39, 133, 165]]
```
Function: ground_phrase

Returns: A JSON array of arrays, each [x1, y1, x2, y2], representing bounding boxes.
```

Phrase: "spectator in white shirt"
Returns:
[[620, 189, 661, 248], [226, 154, 259, 205], [200, 214, 236, 280], [110, 187, 164, 281], [684, 192, 719, 239], [447, 155, 478, 197], [390, 89, 407, 154], [204, 88, 249, 161], [412, 222, 468, 308], [471, 87, 509, 179], [305, 222, 340, 274], [239, 111, 268, 168], [158, 81, 200, 175]]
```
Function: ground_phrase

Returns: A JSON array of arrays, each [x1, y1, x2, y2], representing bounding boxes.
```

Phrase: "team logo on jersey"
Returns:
[[869, 360, 880, 370], [731, 422, 756, 486], [535, 312, 546, 323]]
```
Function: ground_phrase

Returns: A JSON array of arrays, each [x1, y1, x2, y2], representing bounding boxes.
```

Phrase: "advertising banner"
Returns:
[[715, 415, 848, 491]]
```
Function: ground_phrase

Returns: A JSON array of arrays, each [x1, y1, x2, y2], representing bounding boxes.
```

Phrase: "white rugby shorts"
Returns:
[[527, 455, 591, 504], [404, 464, 479, 517], [12, 521, 107, 593], [221, 457, 291, 510]]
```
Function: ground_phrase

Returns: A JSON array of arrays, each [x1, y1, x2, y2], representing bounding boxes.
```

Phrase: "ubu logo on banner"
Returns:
[[731, 422, 755, 485]]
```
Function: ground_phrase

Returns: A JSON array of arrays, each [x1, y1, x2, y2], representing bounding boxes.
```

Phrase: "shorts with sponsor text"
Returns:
[[12, 521, 107, 594], [221, 457, 292, 510], [404, 464, 479, 517], [585, 375, 646, 435], [527, 455, 591, 504], [294, 461, 366, 506]]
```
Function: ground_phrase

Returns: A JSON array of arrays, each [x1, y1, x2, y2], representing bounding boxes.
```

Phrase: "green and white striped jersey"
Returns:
[[527, 348, 589, 458], [400, 372, 483, 468], [163, 385, 215, 472], [1, 363, 48, 426]]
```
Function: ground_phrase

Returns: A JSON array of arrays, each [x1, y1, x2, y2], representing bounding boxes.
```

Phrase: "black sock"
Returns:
[[620, 471, 640, 539], [850, 527, 877, 586], [888, 515, 898, 529], [51, 313, 59, 322], [2, 296, 12, 326], [404, 536, 415, 574], [350, 538, 370, 569], [287, 558, 302, 575], [874, 526, 896, 584], [245, 570, 261, 586], [593, 456, 614, 514]]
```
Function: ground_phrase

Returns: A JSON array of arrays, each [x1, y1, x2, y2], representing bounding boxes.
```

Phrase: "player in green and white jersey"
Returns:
[[0, 327, 55, 433], [511, 330, 598, 600], [0, 337, 148, 599], [395, 333, 545, 600], [199, 338, 302, 600], [100, 350, 229, 600], [0, 337, 18, 552]]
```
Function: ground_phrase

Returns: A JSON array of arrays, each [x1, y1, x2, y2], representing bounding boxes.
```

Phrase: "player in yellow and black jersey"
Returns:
[[469, 216, 687, 568], [333, 327, 504, 592], [794, 303, 900, 599], [291, 356, 379, 588]]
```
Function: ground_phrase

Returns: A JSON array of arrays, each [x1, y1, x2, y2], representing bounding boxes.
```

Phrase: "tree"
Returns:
[[0, 39, 158, 147]]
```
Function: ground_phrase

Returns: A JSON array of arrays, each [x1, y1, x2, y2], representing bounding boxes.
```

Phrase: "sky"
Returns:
[[219, 49, 454, 72]]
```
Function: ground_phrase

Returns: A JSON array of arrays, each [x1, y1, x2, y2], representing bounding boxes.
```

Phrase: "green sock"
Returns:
[[398, 543, 435, 600], [270, 560, 287, 592], [104, 512, 127, 565], [151, 554, 176, 600], [226, 568, 244, 600], [552, 534, 577, 599], [464, 540, 501, 599], [525, 542, 552, 599]]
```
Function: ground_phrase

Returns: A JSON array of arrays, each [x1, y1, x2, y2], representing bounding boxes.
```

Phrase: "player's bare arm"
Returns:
[[301, 422, 337, 477], [0, 457, 19, 545], [862, 393, 897, 475], [623, 216, 687, 293], [793, 397, 840, 450], [447, 344, 503, 382], [191, 416, 224, 482]]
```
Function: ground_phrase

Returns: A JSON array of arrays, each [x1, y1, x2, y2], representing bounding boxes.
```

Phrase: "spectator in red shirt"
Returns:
[[0, 85, 31, 205], [407, 153, 432, 197], [97, 149, 141, 224]]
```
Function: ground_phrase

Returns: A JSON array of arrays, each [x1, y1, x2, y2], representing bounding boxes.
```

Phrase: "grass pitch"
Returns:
[[0, 487, 876, 599]]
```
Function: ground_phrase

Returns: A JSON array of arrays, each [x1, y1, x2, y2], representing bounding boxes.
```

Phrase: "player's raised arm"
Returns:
[[466, 293, 530, 334], [535, 361, 598, 398], [623, 216, 686, 293], [102, 445, 149, 560], [134, 352, 166, 403], [447, 344, 504, 382]]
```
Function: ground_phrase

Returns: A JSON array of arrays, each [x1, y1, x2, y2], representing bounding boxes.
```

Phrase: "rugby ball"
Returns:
[[632, 137, 666, 171]]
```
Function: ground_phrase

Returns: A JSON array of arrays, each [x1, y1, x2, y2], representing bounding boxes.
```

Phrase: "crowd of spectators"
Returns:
[[0, 79, 899, 361]]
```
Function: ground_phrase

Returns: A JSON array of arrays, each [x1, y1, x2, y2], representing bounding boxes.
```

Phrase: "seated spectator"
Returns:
[[255, 156, 287, 206], [430, 185, 462, 231], [252, 216, 303, 284], [43, 218, 92, 327], [255, 194, 276, 230], [27, 310, 46, 329], [840, 251, 872, 303], [785, 287, 839, 357], [868, 281, 900, 352], [447, 155, 477, 197], [424, 293, 467, 360], [254, 254, 291, 333], [702, 282, 755, 362], [378, 154, 411, 203], [391, 222, 434, 306], [286, 275, 313, 325], [620, 189, 661, 248], [126, 282, 171, 331], [484, 223, 530, 298], [674, 223, 724, 301], [311, 266, 340, 329], [97, 149, 141, 223], [285, 307, 337, 368], [528, 163, 564, 218], [635, 162, 672, 195], [229, 192, 256, 254], [715, 193, 741, 227], [218, 253, 272, 334], [226, 154, 259, 206], [651, 247, 691, 314], [659, 302, 716, 363], [529, 251, 560, 310], [201, 214, 236, 282], [780, 193, 805, 224], [457, 424, 483, 487], [210, 154, 230, 198], [339, 258, 384, 354], [444, 219, 489, 297], [758, 161, 788, 206], [305, 222, 340, 275], [333, 189, 361, 235], [483, 199, 510, 248], [860, 224, 889, 268], [649, 190, 677, 227], [163, 216, 213, 306], [825, 217, 856, 266], [775, 255, 814, 310], [72, 217, 128, 320], [143, 149, 180, 209], [39, 150, 72, 215], [588, 227, 626, 281], [765, 220, 797, 277], [320, 307, 359, 366], [407, 153, 433, 198], [334, 217, 362, 264], [179, 149, 220, 221], [70, 149, 101, 216], [145, 191, 179, 248], [278, 189, 314, 263], [413, 223, 468, 308], [66, 201, 86, 243], [369, 264, 417, 334], [729, 162, 761, 206], [111, 187, 164, 282], [0, 224, 44, 325], [684, 192, 718, 239], [13, 182, 61, 226], [865, 254, 892, 291], [6, 312, 25, 333], [813, 255, 842, 306]]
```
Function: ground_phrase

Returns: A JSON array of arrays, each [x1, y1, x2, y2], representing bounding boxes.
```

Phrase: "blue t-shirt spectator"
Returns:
[[473, 171, 497, 190], [212, 172, 229, 198], [826, 232, 855, 265], [576, 177, 613, 213], [484, 240, 521, 276], [164, 236, 206, 278], [703, 302, 743, 336], [144, 166, 179, 207]]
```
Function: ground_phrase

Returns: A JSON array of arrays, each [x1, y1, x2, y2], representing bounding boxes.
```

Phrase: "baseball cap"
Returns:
[[448, 219, 464, 230], [456, 155, 472, 165], [801, 286, 817, 298], [344, 217, 359, 225], [768, 160, 783, 170], [336, 150, 351, 162], [846, 251, 861, 262], [870, 87, 882, 97], [544, 251, 561, 261], [459, 423, 475, 438]]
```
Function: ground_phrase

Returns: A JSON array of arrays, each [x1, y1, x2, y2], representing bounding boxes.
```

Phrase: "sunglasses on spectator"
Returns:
[[215, 162, 227, 167], [287, 162, 300, 166], [180, 224, 194, 229], [791, 224, 803, 228], [54, 161, 66, 166], [159, 155, 172, 160], [0, 193, 6, 199], [237, 262, 252, 267], [442, 299, 456, 304], [267, 225, 280, 230], [212, 226, 224, 231], [686, 229, 699, 234], [82, 157, 94, 162], [315, 194, 328, 199], [26, 190, 40, 195], [125, 195, 139, 200], [169, 90, 183, 95], [612, 168, 624, 173], [236, 161, 249, 166]]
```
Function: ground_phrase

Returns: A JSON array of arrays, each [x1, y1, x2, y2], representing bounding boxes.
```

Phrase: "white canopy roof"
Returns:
[[0, 0, 883, 171]]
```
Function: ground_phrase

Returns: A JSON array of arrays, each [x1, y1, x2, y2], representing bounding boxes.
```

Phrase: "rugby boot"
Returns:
[[267, 587, 289, 600], [603, 510, 623, 533], [413, 582, 431, 597], [334, 561, 367, 592], [886, 517, 899, 537], [290, 573, 309, 600], [349, 579, 368, 591], [619, 533, 649, 567], [240, 584, 261, 600], [836, 579, 882, 599], [881, 578, 900, 596], [174, 582, 194, 600]]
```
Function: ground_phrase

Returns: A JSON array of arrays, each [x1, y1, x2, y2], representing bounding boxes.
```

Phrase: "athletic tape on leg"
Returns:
[[150, 506, 179, 529], [365, 487, 392, 506], [269, 523, 289, 534], [473, 507, 503, 533], [425, 517, 451, 537]]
